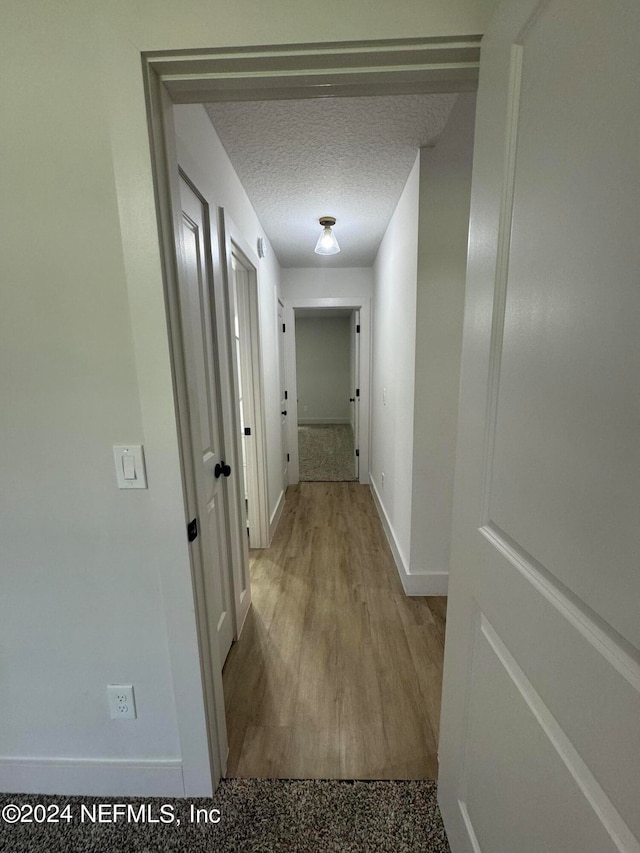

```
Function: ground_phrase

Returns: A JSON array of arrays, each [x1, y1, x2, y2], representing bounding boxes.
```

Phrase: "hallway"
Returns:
[[223, 482, 446, 779]]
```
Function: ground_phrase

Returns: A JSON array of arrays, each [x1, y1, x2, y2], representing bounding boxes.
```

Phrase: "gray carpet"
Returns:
[[0, 779, 450, 852], [298, 424, 356, 482]]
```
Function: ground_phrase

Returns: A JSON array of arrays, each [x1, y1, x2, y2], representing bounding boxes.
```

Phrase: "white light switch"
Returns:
[[113, 445, 147, 489], [122, 454, 136, 480]]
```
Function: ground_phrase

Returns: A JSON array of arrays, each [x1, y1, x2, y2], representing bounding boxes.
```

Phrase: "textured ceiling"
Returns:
[[204, 94, 457, 268]]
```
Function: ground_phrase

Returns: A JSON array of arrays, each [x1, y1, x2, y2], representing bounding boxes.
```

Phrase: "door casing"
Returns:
[[142, 36, 481, 794]]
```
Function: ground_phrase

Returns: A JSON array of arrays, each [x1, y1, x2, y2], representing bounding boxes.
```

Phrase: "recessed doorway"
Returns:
[[295, 308, 360, 482]]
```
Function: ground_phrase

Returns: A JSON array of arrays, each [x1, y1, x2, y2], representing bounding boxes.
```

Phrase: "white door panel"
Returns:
[[178, 175, 234, 666], [438, 1, 640, 850], [278, 300, 288, 488], [353, 309, 360, 479]]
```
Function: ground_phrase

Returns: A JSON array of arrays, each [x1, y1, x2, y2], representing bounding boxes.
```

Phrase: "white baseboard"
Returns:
[[298, 418, 350, 425], [269, 489, 286, 543], [369, 478, 448, 597], [0, 756, 184, 797]]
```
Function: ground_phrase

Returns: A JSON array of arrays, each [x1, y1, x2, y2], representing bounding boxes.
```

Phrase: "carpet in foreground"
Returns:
[[0, 779, 450, 852]]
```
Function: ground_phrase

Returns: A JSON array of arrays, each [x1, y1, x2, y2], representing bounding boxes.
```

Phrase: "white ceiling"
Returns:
[[204, 93, 457, 268]]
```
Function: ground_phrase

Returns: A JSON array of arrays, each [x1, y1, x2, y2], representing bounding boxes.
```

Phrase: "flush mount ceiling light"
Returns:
[[314, 216, 340, 256]]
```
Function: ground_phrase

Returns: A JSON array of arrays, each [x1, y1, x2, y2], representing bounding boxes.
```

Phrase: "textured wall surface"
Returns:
[[205, 95, 456, 268]]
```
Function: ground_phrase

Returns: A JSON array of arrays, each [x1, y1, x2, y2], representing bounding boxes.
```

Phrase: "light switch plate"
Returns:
[[113, 445, 147, 489]]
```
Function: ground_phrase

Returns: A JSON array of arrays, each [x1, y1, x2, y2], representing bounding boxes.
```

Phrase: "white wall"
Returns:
[[409, 94, 476, 594], [173, 104, 284, 522], [296, 316, 351, 423], [370, 156, 420, 576], [370, 98, 476, 596], [0, 0, 495, 797], [282, 267, 374, 300]]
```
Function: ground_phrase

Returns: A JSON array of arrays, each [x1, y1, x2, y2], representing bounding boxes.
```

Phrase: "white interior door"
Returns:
[[350, 309, 361, 480], [177, 173, 234, 667], [438, 1, 640, 851], [278, 299, 288, 488], [231, 255, 262, 549]]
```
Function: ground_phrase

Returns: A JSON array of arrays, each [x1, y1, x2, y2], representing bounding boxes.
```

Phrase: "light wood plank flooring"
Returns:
[[222, 482, 447, 779]]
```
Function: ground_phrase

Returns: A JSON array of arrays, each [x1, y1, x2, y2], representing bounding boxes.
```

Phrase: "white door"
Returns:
[[177, 173, 234, 666], [278, 299, 288, 487], [438, 2, 640, 851], [350, 309, 361, 480], [231, 255, 261, 548]]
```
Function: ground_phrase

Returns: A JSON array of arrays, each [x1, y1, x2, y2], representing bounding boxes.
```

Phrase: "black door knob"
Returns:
[[215, 460, 232, 478], [281, 410, 287, 416], [349, 397, 355, 402]]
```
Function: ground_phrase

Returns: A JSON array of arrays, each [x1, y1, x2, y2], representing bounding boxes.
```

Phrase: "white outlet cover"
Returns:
[[107, 684, 137, 719]]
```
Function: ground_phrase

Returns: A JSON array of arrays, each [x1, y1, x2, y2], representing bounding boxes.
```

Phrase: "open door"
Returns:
[[438, 1, 640, 851], [350, 309, 361, 480], [278, 299, 289, 489], [229, 246, 269, 550], [176, 173, 234, 668]]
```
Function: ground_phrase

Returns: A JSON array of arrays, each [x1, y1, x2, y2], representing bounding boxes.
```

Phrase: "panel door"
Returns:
[[438, 2, 640, 851], [232, 255, 259, 550], [178, 174, 234, 666], [351, 309, 361, 480], [278, 300, 288, 487]]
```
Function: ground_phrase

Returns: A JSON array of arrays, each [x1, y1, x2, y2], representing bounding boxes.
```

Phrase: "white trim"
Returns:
[[0, 757, 184, 798], [221, 214, 271, 552], [142, 75, 222, 798], [370, 479, 449, 596], [139, 39, 474, 800], [269, 488, 286, 542], [298, 418, 351, 425], [150, 38, 481, 104]]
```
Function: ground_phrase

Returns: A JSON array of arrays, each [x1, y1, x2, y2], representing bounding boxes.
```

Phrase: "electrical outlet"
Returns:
[[381, 472, 385, 489], [107, 684, 137, 720]]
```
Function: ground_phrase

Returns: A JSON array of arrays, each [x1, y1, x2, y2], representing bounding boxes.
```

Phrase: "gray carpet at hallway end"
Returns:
[[298, 424, 355, 482], [0, 779, 451, 852]]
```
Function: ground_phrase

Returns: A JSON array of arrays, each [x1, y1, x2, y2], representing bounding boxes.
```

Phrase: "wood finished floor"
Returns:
[[222, 482, 447, 780]]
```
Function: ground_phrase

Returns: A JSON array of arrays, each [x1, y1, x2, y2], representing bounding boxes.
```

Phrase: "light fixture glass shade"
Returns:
[[314, 221, 340, 255]]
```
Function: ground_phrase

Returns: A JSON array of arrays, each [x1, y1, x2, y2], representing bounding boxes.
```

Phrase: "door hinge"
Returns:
[[356, 449, 360, 457], [356, 388, 360, 397], [287, 453, 290, 462], [282, 322, 286, 333], [187, 518, 198, 542], [244, 427, 252, 436], [284, 390, 288, 400], [356, 324, 360, 333]]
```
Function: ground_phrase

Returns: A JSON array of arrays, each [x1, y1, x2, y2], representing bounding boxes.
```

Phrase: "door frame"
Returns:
[[142, 37, 480, 793], [284, 297, 371, 485], [220, 212, 271, 550]]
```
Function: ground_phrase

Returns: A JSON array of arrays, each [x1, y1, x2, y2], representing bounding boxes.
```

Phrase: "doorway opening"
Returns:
[[282, 296, 371, 486], [143, 37, 476, 792], [294, 308, 360, 482]]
